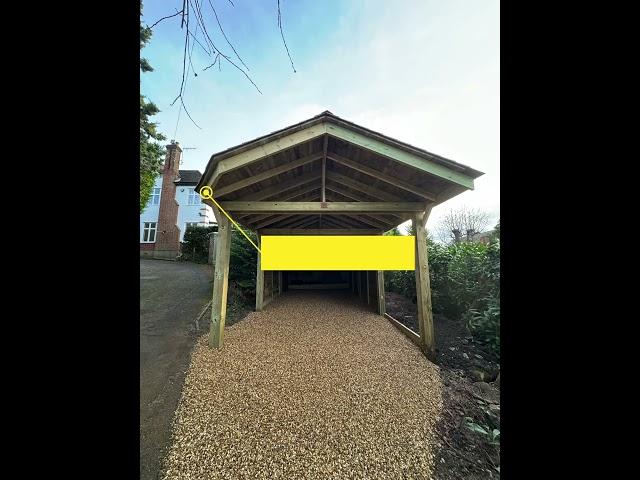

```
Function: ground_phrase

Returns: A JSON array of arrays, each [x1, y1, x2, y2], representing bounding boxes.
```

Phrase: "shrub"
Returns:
[[229, 227, 258, 296], [385, 234, 500, 359], [181, 225, 217, 263]]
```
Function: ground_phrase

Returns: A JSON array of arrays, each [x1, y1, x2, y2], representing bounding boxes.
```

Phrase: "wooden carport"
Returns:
[[195, 111, 483, 360]]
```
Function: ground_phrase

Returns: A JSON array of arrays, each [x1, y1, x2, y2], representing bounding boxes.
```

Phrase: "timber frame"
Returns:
[[196, 111, 483, 361]]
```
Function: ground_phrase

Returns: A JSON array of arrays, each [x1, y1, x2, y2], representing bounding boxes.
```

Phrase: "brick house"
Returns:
[[140, 142, 216, 259]]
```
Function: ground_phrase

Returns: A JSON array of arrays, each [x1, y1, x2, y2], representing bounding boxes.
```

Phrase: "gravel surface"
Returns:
[[162, 291, 443, 479]]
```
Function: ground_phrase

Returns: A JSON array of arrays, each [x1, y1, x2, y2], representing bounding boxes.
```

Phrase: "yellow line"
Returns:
[[199, 187, 262, 253]]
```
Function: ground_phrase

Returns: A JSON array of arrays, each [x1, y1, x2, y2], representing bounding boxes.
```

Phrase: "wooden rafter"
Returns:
[[322, 134, 328, 202], [325, 171, 404, 202], [325, 123, 475, 189], [239, 186, 322, 221], [213, 152, 323, 198], [221, 201, 426, 214], [328, 152, 437, 201], [239, 171, 322, 201], [260, 228, 382, 235]]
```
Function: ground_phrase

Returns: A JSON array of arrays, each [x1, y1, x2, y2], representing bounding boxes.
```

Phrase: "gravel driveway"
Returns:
[[162, 290, 443, 479], [140, 259, 213, 480]]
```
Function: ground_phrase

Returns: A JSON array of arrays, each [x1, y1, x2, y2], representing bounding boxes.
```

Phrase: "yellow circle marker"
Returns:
[[199, 186, 213, 199], [196, 184, 262, 254]]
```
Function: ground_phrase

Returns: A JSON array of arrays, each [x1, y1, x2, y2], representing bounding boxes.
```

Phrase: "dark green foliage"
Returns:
[[181, 225, 218, 263], [140, 2, 166, 212], [229, 228, 258, 294], [385, 236, 500, 359]]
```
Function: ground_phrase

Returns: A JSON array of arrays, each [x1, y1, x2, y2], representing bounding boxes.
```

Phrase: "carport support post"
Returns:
[[209, 211, 231, 349], [413, 211, 436, 360], [256, 234, 264, 311], [377, 271, 385, 315]]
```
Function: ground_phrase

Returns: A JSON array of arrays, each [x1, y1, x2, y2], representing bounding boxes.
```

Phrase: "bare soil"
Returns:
[[385, 291, 501, 479]]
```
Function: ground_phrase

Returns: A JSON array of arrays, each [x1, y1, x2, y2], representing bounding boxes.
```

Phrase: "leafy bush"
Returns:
[[181, 225, 217, 263], [385, 233, 500, 359], [229, 227, 258, 296]]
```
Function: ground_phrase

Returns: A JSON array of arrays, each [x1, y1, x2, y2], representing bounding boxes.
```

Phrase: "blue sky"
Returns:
[[141, 0, 499, 231]]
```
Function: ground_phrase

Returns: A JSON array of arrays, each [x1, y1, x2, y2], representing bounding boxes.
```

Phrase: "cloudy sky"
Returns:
[[141, 0, 499, 233]]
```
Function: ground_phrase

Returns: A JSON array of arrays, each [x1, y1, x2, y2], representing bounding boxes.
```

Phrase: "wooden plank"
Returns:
[[240, 188, 321, 222], [324, 184, 405, 220], [326, 171, 404, 202], [322, 134, 328, 202], [384, 313, 421, 346], [253, 214, 297, 230], [211, 123, 328, 181], [326, 123, 475, 189], [323, 191, 401, 226], [413, 211, 435, 360], [238, 171, 322, 201], [209, 210, 231, 348], [255, 234, 264, 311], [214, 152, 323, 198], [221, 201, 426, 213], [377, 271, 385, 316], [259, 228, 382, 235], [328, 153, 437, 201]]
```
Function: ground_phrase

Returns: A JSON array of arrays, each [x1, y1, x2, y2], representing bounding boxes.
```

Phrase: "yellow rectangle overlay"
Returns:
[[261, 236, 415, 270]]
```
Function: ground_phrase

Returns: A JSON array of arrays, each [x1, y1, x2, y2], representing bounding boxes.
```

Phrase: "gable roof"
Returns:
[[175, 170, 202, 185], [195, 111, 485, 232]]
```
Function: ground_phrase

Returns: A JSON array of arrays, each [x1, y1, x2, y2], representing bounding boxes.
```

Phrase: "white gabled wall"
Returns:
[[140, 175, 163, 242], [175, 185, 216, 241]]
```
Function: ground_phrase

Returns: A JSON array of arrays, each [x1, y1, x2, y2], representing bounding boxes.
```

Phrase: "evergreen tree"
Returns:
[[140, 2, 166, 212]]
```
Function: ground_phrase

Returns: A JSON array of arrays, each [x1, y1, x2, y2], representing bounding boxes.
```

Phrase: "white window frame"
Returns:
[[150, 187, 161, 205], [187, 187, 201, 205], [142, 222, 157, 243]]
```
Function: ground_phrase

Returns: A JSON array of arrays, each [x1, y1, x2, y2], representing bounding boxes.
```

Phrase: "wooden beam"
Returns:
[[377, 271, 385, 316], [221, 201, 426, 213], [213, 152, 323, 198], [256, 234, 264, 311], [324, 184, 405, 220], [209, 209, 231, 348], [253, 214, 297, 230], [317, 217, 350, 229], [413, 211, 435, 360], [238, 171, 322, 201], [209, 123, 328, 184], [239, 187, 321, 221], [323, 191, 401, 226], [326, 123, 475, 189], [325, 171, 404, 202], [328, 153, 437, 201], [322, 135, 328, 202], [259, 229, 381, 235], [384, 313, 421, 346]]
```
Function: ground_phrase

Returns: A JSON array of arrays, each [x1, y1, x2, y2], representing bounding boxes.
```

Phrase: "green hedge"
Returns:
[[385, 235, 500, 359], [181, 225, 218, 263]]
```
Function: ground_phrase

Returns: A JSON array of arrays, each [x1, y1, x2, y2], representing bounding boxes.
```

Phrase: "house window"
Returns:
[[187, 188, 201, 205], [142, 222, 157, 242], [150, 188, 161, 205]]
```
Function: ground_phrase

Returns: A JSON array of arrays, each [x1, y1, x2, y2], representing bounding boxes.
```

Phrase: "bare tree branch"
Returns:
[[277, 0, 297, 73], [436, 206, 492, 244], [207, 0, 250, 70], [150, 9, 184, 29]]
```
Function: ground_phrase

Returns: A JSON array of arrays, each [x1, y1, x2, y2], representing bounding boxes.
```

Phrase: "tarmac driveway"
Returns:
[[140, 258, 213, 480]]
